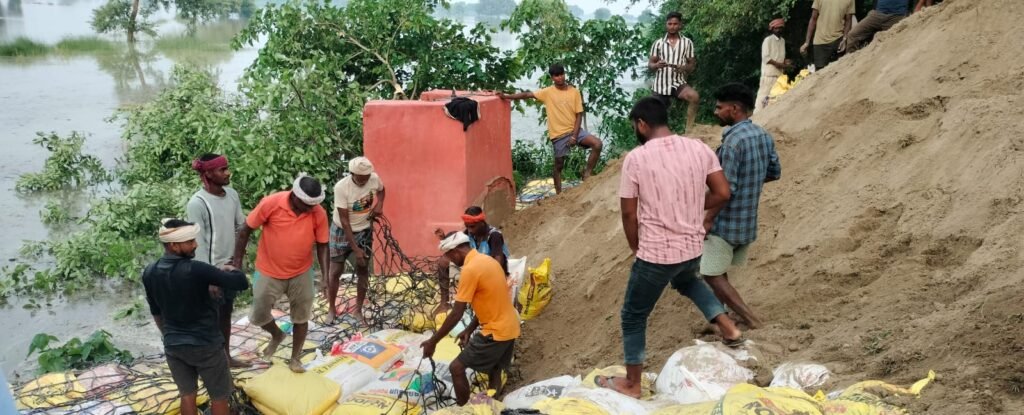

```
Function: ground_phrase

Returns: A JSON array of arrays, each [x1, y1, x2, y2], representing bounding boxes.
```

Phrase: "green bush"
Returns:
[[27, 330, 133, 374], [0, 37, 52, 57], [16, 132, 109, 193]]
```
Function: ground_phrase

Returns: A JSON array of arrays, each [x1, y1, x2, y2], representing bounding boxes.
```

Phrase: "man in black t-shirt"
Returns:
[[143, 218, 249, 415]]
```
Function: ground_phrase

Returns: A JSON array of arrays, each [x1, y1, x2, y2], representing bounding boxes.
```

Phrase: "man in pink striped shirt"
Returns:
[[597, 97, 744, 398]]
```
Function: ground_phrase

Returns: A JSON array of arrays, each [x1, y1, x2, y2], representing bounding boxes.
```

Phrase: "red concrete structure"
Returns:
[[363, 90, 514, 262]]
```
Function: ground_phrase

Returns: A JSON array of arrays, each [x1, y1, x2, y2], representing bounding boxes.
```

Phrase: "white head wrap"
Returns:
[[292, 173, 325, 206], [439, 232, 471, 253], [349, 157, 374, 175], [158, 218, 200, 243]]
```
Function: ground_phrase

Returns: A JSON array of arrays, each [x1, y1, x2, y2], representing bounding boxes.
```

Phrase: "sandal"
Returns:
[[722, 336, 748, 348]]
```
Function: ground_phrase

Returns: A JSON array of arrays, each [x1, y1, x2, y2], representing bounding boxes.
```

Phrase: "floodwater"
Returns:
[[0, 0, 639, 376]]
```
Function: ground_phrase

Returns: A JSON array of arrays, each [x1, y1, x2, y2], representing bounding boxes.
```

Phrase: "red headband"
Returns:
[[461, 213, 486, 224], [192, 155, 228, 172], [192, 156, 228, 188]]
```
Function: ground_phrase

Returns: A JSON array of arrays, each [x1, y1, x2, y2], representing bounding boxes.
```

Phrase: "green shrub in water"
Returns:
[[16, 132, 109, 193], [54, 36, 118, 54], [28, 330, 134, 374], [0, 37, 52, 57]]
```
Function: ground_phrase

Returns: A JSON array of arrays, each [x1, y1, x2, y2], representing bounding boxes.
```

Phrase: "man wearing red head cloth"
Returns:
[[433, 206, 511, 314], [186, 153, 250, 368], [757, 18, 791, 112]]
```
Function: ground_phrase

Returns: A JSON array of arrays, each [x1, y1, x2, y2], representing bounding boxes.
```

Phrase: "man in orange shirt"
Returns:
[[233, 175, 330, 373], [421, 232, 520, 406]]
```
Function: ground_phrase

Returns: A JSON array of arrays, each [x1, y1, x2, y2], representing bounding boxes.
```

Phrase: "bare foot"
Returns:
[[287, 358, 306, 373], [595, 375, 640, 399], [326, 307, 338, 324], [263, 332, 285, 359], [229, 357, 253, 368]]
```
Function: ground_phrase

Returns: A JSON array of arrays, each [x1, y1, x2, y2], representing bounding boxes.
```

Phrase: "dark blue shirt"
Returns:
[[143, 253, 249, 347], [710, 119, 782, 246], [876, 0, 909, 16]]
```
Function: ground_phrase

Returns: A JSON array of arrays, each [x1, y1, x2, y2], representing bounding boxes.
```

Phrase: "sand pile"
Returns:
[[502, 0, 1024, 413]]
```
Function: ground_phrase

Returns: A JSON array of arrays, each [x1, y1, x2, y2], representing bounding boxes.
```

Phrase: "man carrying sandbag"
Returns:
[[143, 219, 249, 415], [421, 232, 521, 406], [597, 97, 744, 398]]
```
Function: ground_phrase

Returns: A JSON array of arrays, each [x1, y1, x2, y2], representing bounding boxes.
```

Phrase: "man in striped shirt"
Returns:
[[648, 12, 699, 132], [596, 97, 743, 398]]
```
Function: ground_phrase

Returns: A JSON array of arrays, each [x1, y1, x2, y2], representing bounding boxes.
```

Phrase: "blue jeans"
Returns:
[[621, 256, 726, 365]]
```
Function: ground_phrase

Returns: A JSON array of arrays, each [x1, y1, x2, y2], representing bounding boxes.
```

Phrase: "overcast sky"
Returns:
[[568, 0, 655, 15]]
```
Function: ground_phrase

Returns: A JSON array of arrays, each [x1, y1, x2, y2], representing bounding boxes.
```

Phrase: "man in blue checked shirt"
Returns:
[[702, 83, 782, 329]]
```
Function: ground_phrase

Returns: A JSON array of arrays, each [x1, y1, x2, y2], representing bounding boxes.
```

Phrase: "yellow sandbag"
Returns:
[[332, 393, 423, 415], [104, 376, 208, 415], [715, 384, 823, 414], [821, 370, 935, 415], [532, 396, 610, 415], [517, 258, 552, 320], [15, 372, 86, 409], [434, 392, 505, 414], [650, 401, 718, 415], [769, 74, 792, 98], [582, 366, 657, 399], [402, 310, 436, 333], [243, 364, 340, 415], [435, 336, 463, 363]]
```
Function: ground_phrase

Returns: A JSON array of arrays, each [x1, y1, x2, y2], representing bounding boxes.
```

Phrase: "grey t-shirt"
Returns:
[[186, 188, 245, 266]]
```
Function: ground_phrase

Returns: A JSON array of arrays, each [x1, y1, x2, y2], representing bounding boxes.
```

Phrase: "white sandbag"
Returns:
[[357, 358, 455, 406], [655, 342, 754, 404], [506, 257, 527, 304], [503, 375, 581, 409], [769, 362, 831, 390], [561, 386, 672, 415], [307, 355, 381, 401]]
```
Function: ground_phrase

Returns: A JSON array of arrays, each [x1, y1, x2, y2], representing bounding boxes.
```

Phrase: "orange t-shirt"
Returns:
[[454, 250, 521, 341], [246, 191, 329, 279]]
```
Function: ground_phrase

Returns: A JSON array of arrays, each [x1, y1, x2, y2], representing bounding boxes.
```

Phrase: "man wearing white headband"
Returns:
[[327, 156, 386, 325], [233, 175, 330, 373], [421, 232, 520, 406], [143, 218, 249, 415]]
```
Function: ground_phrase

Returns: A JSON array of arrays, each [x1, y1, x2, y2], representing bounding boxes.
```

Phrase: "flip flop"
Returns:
[[722, 336, 748, 348]]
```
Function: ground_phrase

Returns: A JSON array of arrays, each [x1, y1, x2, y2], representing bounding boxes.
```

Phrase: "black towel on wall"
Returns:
[[443, 97, 481, 131]]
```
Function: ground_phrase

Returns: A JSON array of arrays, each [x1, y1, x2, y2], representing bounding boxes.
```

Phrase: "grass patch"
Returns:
[[55, 36, 118, 54], [0, 37, 53, 57], [154, 35, 233, 53]]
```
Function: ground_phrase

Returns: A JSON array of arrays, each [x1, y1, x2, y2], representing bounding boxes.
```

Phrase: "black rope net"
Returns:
[[14, 216, 513, 414]]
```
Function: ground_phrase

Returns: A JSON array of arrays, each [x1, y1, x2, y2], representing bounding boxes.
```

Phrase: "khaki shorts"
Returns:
[[699, 234, 750, 277], [251, 268, 314, 326]]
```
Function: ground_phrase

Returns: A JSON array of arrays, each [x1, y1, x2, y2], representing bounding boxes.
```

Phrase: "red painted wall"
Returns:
[[363, 91, 512, 263]]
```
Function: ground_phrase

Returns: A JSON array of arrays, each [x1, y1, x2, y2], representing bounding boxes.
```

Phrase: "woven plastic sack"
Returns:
[[332, 392, 423, 415], [655, 343, 754, 404], [244, 364, 340, 415], [517, 258, 552, 321], [15, 372, 86, 410], [503, 375, 581, 409]]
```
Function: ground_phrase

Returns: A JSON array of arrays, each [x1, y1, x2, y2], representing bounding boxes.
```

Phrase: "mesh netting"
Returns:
[[14, 216, 508, 414]]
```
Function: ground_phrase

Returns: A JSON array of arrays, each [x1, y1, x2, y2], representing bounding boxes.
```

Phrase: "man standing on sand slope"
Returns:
[[649, 11, 700, 132], [499, 63, 604, 194], [597, 97, 744, 398], [186, 153, 251, 368], [702, 83, 781, 330], [756, 18, 791, 112], [233, 174, 330, 373]]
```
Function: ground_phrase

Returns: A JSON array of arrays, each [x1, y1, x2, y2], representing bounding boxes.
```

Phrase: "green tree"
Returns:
[[91, 0, 238, 42], [593, 7, 611, 20]]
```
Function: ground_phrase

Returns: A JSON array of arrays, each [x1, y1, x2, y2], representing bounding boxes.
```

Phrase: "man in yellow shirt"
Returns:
[[800, 0, 855, 70], [499, 64, 603, 194], [421, 232, 520, 406]]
